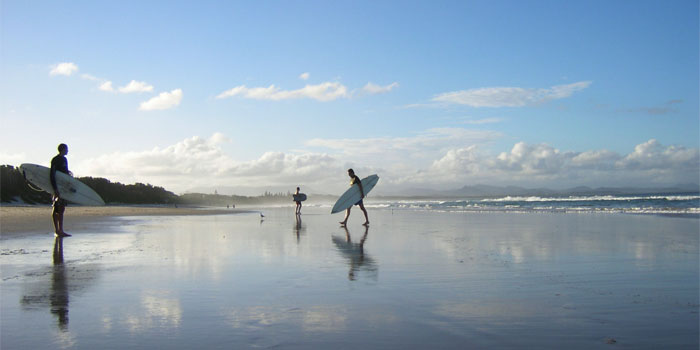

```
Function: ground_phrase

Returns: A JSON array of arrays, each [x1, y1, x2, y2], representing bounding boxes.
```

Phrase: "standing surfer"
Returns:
[[339, 169, 369, 226], [51, 143, 72, 237]]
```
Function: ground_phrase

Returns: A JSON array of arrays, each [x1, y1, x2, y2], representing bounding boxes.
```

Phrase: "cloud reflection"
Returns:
[[123, 290, 182, 333]]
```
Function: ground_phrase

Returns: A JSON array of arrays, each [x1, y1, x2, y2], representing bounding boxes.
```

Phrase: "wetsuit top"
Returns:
[[50, 154, 69, 192]]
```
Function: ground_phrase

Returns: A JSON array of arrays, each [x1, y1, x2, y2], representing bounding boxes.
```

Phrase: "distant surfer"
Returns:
[[339, 169, 369, 226], [51, 143, 72, 237], [294, 187, 302, 214]]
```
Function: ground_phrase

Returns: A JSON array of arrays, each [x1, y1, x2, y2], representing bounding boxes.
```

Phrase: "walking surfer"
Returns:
[[51, 143, 72, 237], [339, 169, 369, 226], [294, 187, 302, 214]]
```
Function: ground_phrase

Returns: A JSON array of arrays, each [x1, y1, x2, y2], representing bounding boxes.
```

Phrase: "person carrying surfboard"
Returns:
[[51, 143, 72, 237], [339, 169, 369, 226], [294, 187, 302, 214]]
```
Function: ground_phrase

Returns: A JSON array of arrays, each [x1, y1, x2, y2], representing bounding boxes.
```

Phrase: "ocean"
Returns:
[[367, 193, 700, 215]]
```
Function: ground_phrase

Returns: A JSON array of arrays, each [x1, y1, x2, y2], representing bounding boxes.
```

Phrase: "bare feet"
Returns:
[[363, 222, 369, 226], [55, 232, 72, 237], [339, 221, 347, 226]]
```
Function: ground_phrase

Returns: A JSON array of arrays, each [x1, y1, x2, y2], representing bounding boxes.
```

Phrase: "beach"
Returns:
[[1, 206, 698, 349], [0, 206, 248, 238]]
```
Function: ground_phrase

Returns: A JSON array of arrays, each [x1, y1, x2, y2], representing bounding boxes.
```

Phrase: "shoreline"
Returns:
[[0, 205, 251, 238]]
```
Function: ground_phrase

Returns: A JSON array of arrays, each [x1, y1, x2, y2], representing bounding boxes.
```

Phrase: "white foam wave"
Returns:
[[480, 195, 700, 202]]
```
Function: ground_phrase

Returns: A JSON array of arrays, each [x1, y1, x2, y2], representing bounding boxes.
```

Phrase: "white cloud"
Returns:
[[0, 152, 27, 166], [299, 72, 310, 80], [49, 62, 79, 76], [216, 82, 349, 102], [75, 133, 699, 195], [361, 82, 399, 95], [616, 139, 699, 170], [462, 117, 504, 125], [406, 139, 699, 189], [432, 81, 592, 107], [119, 80, 154, 93], [77, 133, 347, 193], [99, 81, 115, 92], [139, 89, 183, 111]]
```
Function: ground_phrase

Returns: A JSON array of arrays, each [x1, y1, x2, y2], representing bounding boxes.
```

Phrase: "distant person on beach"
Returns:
[[50, 143, 72, 237], [294, 187, 302, 214], [339, 169, 369, 226]]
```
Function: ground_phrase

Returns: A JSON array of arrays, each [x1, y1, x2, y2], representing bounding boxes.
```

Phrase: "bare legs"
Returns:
[[339, 203, 369, 226], [52, 200, 71, 237], [52, 209, 67, 236]]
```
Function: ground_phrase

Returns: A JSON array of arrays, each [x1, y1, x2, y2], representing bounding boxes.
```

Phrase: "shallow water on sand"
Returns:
[[1, 208, 698, 349]]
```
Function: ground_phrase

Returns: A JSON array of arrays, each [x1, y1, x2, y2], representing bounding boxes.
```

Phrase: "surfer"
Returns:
[[51, 143, 72, 237], [294, 187, 302, 214], [339, 169, 369, 226]]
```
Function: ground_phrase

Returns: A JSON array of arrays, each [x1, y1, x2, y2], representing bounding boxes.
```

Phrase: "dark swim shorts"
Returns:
[[354, 199, 363, 206]]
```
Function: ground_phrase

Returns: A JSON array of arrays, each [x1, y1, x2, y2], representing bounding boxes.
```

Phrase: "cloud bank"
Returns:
[[401, 138, 699, 189], [99, 80, 155, 93], [216, 82, 350, 102], [361, 82, 399, 95], [432, 81, 592, 107], [216, 80, 400, 102], [74, 132, 699, 194]]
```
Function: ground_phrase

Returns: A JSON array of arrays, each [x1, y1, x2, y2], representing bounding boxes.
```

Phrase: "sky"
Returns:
[[1, 0, 698, 195]]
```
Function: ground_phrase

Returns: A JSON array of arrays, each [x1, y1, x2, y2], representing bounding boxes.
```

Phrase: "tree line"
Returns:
[[0, 165, 299, 206]]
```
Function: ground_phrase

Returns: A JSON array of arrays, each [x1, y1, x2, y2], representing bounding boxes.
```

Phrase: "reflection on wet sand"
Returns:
[[294, 214, 305, 242], [51, 237, 69, 331], [332, 226, 377, 281], [20, 237, 70, 332], [20, 236, 99, 336]]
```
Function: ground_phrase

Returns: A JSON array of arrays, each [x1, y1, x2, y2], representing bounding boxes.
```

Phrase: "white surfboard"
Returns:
[[331, 175, 379, 214], [293, 193, 307, 202], [20, 163, 105, 206]]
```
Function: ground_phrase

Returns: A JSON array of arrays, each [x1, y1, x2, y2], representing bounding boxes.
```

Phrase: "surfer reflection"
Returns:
[[332, 226, 377, 281], [51, 236, 69, 331], [294, 214, 305, 242]]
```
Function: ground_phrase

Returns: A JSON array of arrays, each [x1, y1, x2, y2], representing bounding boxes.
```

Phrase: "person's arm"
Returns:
[[50, 159, 60, 197], [356, 177, 365, 198]]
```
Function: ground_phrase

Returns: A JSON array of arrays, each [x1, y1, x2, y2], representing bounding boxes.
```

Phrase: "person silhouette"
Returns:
[[50, 143, 72, 237], [339, 169, 369, 226]]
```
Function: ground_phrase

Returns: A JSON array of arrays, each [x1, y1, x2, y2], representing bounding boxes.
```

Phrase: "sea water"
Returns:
[[365, 193, 700, 215]]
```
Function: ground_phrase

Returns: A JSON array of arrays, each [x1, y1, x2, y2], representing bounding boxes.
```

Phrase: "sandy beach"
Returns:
[[0, 205, 249, 238], [1, 206, 698, 349]]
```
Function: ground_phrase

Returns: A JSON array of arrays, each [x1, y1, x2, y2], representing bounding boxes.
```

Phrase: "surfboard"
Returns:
[[19, 163, 105, 206], [331, 174, 379, 214], [293, 193, 307, 202]]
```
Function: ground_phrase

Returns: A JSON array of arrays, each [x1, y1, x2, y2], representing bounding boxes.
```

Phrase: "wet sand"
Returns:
[[1, 207, 698, 349], [0, 205, 249, 238]]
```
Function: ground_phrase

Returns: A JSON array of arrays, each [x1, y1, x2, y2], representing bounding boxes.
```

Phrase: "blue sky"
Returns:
[[1, 0, 698, 194]]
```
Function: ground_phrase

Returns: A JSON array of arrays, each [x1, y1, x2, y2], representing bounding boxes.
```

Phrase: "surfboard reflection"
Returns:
[[332, 226, 377, 281]]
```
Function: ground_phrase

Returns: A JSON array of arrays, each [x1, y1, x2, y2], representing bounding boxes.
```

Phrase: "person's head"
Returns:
[[296, 187, 300, 191], [57, 143, 68, 155], [347, 168, 355, 177]]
